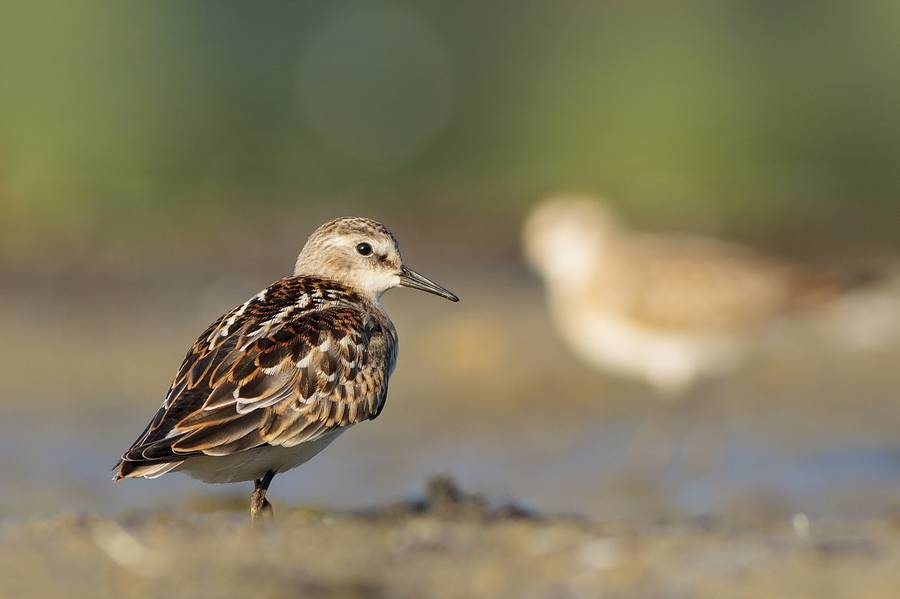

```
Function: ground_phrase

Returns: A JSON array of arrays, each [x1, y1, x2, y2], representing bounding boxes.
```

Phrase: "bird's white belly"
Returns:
[[554, 301, 743, 395], [174, 429, 346, 483]]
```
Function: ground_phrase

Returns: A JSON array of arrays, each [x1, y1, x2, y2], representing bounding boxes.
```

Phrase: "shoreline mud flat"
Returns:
[[2, 478, 899, 599]]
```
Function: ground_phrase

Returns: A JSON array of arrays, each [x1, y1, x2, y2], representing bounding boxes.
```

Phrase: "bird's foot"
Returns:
[[250, 489, 274, 524]]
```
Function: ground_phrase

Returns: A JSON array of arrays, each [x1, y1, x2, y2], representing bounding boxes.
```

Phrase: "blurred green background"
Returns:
[[1, 1, 898, 260]]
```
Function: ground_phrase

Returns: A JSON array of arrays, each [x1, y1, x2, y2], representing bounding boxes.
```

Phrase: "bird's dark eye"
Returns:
[[356, 242, 373, 256]]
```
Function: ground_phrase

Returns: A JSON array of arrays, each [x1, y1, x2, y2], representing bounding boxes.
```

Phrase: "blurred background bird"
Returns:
[[523, 194, 898, 477]]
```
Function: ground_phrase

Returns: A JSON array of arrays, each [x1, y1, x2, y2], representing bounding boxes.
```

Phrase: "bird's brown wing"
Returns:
[[114, 277, 396, 479], [609, 234, 838, 330]]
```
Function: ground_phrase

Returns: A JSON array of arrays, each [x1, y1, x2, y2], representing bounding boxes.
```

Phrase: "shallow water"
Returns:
[[2, 260, 899, 524]]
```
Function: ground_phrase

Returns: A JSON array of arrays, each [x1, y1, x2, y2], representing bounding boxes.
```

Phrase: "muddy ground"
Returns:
[[2, 476, 900, 598]]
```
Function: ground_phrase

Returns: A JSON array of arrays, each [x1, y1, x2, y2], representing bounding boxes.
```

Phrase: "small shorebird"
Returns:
[[523, 195, 860, 474], [114, 217, 458, 522], [523, 195, 853, 395]]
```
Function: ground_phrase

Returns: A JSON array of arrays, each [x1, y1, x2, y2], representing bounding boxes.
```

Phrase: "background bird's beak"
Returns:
[[399, 265, 459, 301]]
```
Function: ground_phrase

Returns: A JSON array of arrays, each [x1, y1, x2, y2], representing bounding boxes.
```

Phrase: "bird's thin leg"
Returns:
[[624, 379, 728, 481], [624, 395, 690, 481], [680, 378, 729, 476], [250, 470, 276, 523]]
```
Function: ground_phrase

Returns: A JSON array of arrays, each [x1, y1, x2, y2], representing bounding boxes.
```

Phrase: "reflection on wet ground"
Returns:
[[1, 259, 899, 524]]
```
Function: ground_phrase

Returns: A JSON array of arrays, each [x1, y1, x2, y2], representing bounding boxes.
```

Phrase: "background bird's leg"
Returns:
[[680, 378, 730, 477], [623, 391, 691, 481], [624, 378, 730, 482], [250, 470, 276, 523]]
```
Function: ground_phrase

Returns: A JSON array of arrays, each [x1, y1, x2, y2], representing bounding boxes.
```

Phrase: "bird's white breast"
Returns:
[[550, 292, 743, 395]]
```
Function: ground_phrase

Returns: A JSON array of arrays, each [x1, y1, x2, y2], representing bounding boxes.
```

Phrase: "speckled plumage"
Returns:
[[114, 216, 458, 520]]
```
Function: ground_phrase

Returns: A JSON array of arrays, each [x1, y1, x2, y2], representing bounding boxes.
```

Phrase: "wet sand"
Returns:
[[3, 477, 900, 598]]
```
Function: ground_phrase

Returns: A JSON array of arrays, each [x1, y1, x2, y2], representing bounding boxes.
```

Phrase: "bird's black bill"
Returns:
[[399, 266, 459, 301]]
